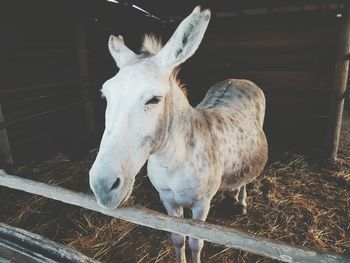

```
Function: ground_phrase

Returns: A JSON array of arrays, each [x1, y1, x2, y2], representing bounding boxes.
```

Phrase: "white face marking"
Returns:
[[89, 59, 169, 209]]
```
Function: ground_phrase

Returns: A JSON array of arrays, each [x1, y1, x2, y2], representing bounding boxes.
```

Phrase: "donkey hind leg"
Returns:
[[189, 199, 211, 263], [162, 200, 186, 263], [233, 186, 241, 203], [238, 184, 247, 215]]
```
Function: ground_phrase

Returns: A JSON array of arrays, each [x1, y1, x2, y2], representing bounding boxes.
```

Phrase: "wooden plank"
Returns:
[[0, 256, 13, 263], [264, 115, 328, 151], [6, 109, 86, 146], [0, 79, 91, 95], [266, 91, 331, 116], [0, 100, 86, 130], [216, 0, 342, 9], [2, 91, 82, 122], [326, 3, 350, 161], [8, 48, 75, 59], [183, 70, 331, 91], [141, 1, 343, 21], [190, 51, 334, 71], [0, 223, 98, 263], [0, 171, 348, 263], [0, 237, 56, 263], [9, 132, 89, 163], [207, 13, 339, 33], [204, 25, 336, 49], [0, 105, 13, 165]]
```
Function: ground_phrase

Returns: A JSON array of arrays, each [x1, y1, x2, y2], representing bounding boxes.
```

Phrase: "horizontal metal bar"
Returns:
[[0, 170, 348, 263]]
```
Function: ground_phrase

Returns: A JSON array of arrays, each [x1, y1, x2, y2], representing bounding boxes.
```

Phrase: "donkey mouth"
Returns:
[[95, 185, 134, 210], [95, 194, 116, 210]]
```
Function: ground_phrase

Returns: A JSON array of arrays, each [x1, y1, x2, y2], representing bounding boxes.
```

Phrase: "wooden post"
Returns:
[[76, 0, 96, 135], [326, 3, 350, 161], [0, 104, 13, 165]]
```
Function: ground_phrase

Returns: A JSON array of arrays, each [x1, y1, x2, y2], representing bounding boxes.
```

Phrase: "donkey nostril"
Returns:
[[111, 177, 121, 190]]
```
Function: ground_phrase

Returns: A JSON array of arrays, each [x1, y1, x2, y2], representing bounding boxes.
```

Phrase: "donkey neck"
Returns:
[[151, 82, 209, 168]]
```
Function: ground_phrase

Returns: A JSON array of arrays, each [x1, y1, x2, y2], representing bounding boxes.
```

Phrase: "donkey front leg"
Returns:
[[162, 200, 186, 263], [189, 199, 211, 263]]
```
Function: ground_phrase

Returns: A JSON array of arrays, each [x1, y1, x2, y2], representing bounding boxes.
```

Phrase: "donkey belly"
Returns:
[[219, 127, 268, 191], [147, 156, 221, 207]]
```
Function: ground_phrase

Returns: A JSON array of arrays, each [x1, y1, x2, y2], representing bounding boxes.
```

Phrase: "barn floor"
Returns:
[[0, 114, 349, 263]]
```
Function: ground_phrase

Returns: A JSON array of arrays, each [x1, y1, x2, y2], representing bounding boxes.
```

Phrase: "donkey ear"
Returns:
[[108, 35, 137, 68], [156, 6, 210, 72]]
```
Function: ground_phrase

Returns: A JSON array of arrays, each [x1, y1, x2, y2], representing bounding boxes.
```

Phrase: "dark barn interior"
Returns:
[[2, 0, 349, 164], [1, 1, 350, 262]]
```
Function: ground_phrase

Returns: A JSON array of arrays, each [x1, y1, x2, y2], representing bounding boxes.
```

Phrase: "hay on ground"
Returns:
[[0, 115, 349, 262]]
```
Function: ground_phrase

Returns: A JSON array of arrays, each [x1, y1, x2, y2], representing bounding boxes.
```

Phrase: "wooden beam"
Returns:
[[0, 79, 93, 95], [0, 171, 348, 263], [0, 105, 13, 165], [0, 100, 87, 130], [0, 223, 98, 263], [326, 3, 350, 161], [76, 0, 96, 135]]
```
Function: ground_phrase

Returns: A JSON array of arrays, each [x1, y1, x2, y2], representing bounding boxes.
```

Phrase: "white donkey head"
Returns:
[[89, 6, 210, 209]]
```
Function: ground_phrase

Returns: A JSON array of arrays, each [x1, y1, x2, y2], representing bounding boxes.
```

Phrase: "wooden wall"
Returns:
[[86, 5, 341, 156], [1, 0, 164, 163], [2, 0, 93, 162], [1, 0, 344, 163], [179, 12, 340, 156]]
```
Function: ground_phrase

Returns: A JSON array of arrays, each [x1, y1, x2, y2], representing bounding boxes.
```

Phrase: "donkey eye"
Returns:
[[145, 96, 161, 105]]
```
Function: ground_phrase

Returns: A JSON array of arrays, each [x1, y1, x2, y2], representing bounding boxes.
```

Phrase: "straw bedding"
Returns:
[[0, 116, 349, 262]]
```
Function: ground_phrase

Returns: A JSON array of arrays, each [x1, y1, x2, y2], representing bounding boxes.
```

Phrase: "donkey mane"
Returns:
[[141, 34, 188, 96], [170, 68, 188, 97], [141, 34, 163, 55]]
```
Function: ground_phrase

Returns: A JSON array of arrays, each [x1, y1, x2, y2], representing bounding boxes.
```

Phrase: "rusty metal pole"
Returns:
[[326, 3, 350, 161]]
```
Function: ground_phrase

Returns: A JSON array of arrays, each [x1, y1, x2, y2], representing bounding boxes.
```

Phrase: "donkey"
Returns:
[[89, 6, 268, 263]]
